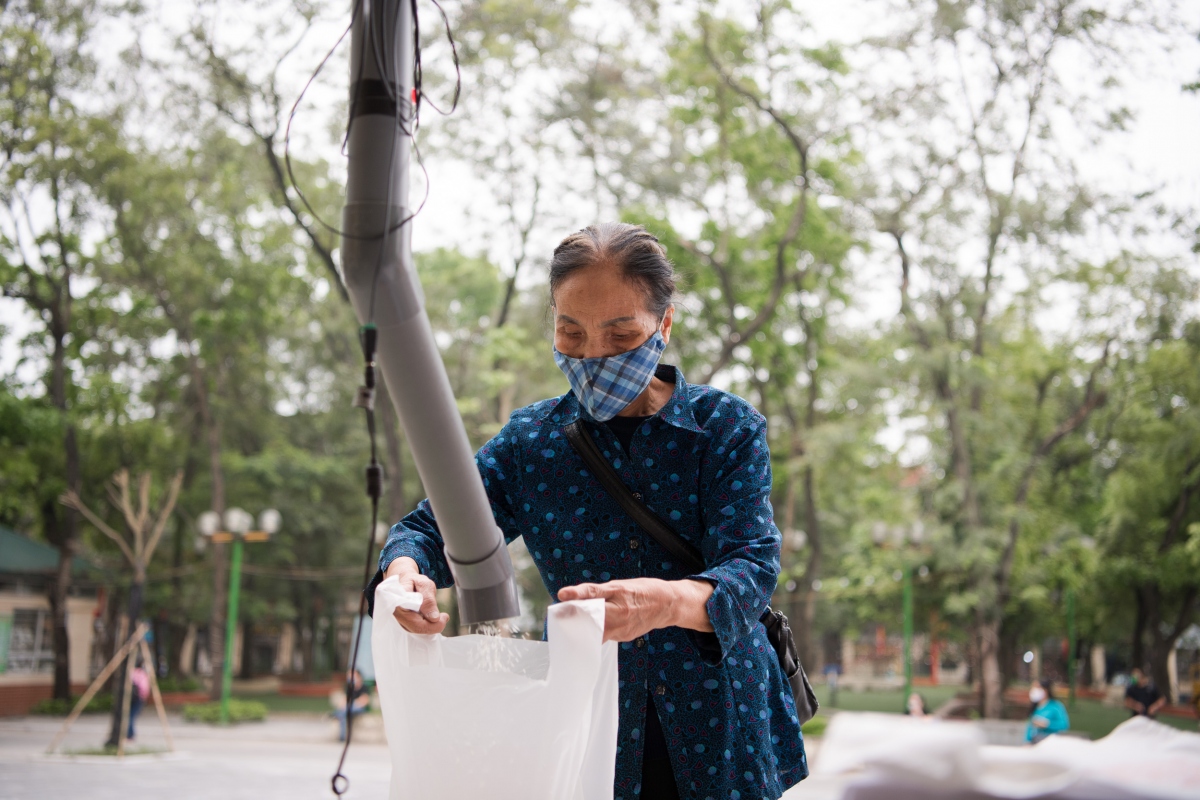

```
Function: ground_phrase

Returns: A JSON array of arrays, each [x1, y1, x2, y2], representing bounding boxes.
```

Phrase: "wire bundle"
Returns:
[[277, 2, 460, 796], [282, 0, 460, 248]]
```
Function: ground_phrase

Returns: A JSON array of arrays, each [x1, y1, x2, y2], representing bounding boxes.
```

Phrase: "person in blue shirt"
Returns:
[[370, 222, 808, 800], [1025, 679, 1069, 744], [332, 668, 371, 743]]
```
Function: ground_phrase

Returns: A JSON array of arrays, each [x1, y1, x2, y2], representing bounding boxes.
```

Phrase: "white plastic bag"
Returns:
[[372, 576, 619, 800]]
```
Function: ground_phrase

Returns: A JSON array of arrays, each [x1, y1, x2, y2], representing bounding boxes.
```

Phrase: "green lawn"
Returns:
[[233, 685, 1196, 739], [232, 693, 330, 715], [1061, 698, 1196, 740], [811, 684, 1199, 740], [232, 692, 381, 715], [814, 684, 961, 715]]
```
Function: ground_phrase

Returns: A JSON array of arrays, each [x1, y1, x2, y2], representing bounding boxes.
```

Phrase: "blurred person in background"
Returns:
[[127, 661, 150, 743], [1026, 679, 1069, 744], [824, 662, 841, 708], [333, 668, 371, 742], [1124, 668, 1167, 719], [904, 692, 929, 718]]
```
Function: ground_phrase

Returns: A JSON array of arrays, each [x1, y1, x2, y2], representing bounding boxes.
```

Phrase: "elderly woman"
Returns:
[[374, 222, 808, 800]]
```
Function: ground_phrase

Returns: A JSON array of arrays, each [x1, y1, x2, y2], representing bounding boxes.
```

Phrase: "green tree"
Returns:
[[571, 3, 860, 664], [1100, 322, 1200, 692], [0, 0, 127, 699], [0, 385, 59, 530], [179, 0, 422, 526], [860, 0, 1179, 717]]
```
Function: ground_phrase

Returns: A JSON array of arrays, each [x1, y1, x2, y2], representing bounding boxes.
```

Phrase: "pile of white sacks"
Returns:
[[814, 711, 1200, 800]]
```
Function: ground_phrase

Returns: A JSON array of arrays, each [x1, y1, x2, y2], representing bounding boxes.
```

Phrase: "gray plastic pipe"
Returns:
[[341, 0, 520, 625]]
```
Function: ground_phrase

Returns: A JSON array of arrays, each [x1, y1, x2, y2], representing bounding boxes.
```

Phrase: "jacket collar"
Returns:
[[545, 364, 704, 434]]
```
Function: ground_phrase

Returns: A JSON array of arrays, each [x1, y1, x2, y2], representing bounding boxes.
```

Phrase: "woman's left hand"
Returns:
[[558, 578, 714, 642]]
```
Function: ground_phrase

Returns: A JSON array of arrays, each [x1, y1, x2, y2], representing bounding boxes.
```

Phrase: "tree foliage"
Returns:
[[0, 0, 1196, 713]]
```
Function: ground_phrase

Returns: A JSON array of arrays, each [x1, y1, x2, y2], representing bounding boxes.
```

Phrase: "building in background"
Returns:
[[0, 526, 99, 715]]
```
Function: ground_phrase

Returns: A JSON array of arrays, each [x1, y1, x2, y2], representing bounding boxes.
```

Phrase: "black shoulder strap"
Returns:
[[563, 420, 706, 574]]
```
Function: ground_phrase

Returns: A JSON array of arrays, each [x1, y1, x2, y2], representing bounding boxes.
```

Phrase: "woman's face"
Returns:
[[553, 263, 673, 359]]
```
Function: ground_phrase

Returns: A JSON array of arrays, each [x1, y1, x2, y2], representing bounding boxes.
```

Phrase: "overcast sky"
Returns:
[[4, 0, 1199, 389]]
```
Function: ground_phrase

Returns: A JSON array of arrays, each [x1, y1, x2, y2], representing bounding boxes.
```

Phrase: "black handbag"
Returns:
[[563, 420, 819, 726]]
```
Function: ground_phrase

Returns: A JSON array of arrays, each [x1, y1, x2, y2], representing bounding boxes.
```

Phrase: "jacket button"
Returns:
[[630, 540, 639, 549], [636, 638, 645, 648], [656, 685, 666, 695], [633, 492, 643, 501]]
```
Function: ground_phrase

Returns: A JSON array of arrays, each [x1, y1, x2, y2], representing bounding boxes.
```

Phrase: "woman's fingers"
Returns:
[[599, 600, 632, 643], [417, 587, 442, 621], [557, 582, 612, 601], [559, 579, 663, 642], [398, 574, 441, 620], [392, 572, 447, 633]]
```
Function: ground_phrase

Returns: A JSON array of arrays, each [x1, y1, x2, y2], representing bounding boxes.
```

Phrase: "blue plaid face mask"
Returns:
[[553, 330, 667, 422]]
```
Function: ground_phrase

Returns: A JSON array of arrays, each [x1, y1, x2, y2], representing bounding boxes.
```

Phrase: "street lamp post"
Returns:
[[902, 563, 914, 705], [872, 520, 926, 709], [1066, 587, 1077, 709], [198, 507, 281, 725]]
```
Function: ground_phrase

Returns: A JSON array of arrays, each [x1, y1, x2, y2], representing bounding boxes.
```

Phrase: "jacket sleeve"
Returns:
[[689, 406, 781, 663], [365, 425, 523, 613]]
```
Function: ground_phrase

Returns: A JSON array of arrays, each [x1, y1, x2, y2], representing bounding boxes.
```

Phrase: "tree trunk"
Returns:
[[997, 615, 1019, 692], [196, 376, 227, 701], [795, 329, 822, 670], [294, 584, 312, 680], [104, 579, 144, 748], [164, 619, 184, 678], [45, 497, 77, 701], [1140, 584, 1197, 697], [798, 465, 822, 670], [208, 555, 228, 699], [167, 512, 187, 675], [776, 459, 804, 654], [101, 588, 121, 683], [1146, 631, 1173, 699], [1131, 588, 1148, 673], [978, 611, 1004, 718], [239, 619, 254, 679], [45, 318, 81, 701], [152, 616, 168, 681], [302, 593, 320, 681]]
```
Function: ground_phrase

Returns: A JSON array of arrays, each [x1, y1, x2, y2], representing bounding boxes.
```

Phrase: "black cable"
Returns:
[[418, 0, 462, 117], [411, 0, 421, 126], [283, 4, 357, 238], [331, 325, 384, 798], [329, 489, 380, 797], [328, 2, 459, 794], [283, 0, 460, 241]]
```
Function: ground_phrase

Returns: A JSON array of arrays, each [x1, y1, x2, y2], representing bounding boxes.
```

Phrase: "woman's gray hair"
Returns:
[[549, 222, 678, 319]]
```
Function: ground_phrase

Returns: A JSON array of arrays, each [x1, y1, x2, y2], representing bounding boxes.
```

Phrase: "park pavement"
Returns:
[[0, 712, 843, 800], [0, 713, 391, 800]]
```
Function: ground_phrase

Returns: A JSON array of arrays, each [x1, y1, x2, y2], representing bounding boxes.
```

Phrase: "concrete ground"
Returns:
[[0, 712, 843, 800], [0, 713, 391, 800]]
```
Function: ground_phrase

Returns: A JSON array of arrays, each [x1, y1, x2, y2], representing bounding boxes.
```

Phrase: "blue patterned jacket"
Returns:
[[376, 365, 809, 800]]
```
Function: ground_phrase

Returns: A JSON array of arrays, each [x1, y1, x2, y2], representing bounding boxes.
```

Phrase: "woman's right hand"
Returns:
[[387, 556, 449, 634]]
